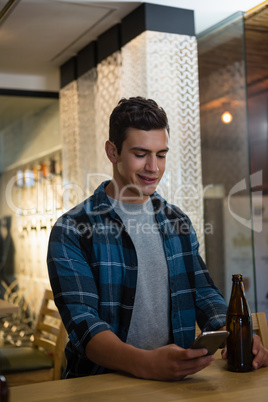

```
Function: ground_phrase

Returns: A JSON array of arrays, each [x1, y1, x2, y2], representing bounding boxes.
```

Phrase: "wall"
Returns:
[[0, 99, 61, 319]]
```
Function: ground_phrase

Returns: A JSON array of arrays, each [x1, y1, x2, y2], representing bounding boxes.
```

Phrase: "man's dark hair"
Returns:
[[109, 96, 170, 154]]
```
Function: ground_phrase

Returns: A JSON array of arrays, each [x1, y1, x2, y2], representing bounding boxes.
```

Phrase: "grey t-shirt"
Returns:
[[109, 196, 171, 350]]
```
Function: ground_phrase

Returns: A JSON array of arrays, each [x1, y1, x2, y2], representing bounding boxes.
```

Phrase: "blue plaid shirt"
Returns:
[[47, 181, 227, 378]]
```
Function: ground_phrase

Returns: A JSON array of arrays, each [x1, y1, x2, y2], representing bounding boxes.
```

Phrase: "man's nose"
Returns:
[[145, 155, 159, 172]]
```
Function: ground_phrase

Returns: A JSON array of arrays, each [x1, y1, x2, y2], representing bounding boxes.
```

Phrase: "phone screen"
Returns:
[[190, 330, 229, 355]]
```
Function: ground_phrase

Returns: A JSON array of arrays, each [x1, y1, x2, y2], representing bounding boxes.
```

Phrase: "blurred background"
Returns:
[[0, 0, 267, 346]]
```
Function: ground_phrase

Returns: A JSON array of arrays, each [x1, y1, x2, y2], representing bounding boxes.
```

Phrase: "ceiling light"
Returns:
[[221, 111, 233, 124]]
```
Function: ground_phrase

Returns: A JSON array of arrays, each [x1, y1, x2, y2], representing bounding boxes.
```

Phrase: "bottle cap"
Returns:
[[232, 274, 243, 281]]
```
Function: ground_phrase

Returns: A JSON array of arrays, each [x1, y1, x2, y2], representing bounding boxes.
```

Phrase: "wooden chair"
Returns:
[[0, 289, 67, 387], [252, 312, 268, 349]]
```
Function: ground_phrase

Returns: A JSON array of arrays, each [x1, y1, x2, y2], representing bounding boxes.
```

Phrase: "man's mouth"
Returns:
[[137, 175, 158, 184]]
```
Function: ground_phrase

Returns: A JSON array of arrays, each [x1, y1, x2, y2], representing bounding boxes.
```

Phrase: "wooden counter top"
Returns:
[[10, 358, 268, 401]]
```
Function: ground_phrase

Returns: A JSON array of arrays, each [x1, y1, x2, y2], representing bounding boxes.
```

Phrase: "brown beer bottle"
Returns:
[[226, 274, 253, 372]]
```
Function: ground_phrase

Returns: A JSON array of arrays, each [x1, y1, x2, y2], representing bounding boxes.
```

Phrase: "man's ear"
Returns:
[[105, 140, 118, 163]]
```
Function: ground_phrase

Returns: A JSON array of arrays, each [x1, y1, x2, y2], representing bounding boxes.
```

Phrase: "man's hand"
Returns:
[[251, 335, 268, 369], [221, 334, 268, 369], [86, 331, 214, 381], [139, 343, 215, 381]]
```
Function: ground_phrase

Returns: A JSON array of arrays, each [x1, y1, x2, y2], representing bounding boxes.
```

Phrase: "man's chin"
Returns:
[[141, 185, 157, 196], [118, 182, 157, 202]]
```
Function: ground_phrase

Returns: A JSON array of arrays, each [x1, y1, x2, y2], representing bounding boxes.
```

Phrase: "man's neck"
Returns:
[[105, 180, 149, 204]]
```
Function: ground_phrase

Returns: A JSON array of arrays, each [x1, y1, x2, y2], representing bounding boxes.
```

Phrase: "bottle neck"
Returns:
[[231, 279, 245, 295], [228, 278, 251, 315]]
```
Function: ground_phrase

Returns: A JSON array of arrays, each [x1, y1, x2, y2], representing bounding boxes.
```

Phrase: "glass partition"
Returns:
[[197, 13, 257, 311], [245, 5, 268, 317]]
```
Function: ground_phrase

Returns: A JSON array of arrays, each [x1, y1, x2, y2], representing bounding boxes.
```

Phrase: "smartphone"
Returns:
[[190, 330, 229, 355]]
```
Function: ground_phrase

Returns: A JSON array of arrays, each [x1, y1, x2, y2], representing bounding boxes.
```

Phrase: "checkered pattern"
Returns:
[[47, 181, 227, 378]]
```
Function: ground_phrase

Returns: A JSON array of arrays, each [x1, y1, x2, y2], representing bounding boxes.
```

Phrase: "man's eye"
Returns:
[[135, 154, 146, 158], [157, 154, 166, 159]]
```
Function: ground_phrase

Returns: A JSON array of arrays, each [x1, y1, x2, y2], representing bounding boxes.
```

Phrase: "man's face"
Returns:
[[112, 127, 169, 203]]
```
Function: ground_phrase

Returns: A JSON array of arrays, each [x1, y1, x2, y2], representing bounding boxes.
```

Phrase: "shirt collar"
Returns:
[[91, 180, 166, 215]]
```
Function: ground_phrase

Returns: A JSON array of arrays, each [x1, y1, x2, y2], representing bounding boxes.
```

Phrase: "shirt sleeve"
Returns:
[[47, 215, 111, 356], [189, 223, 228, 331]]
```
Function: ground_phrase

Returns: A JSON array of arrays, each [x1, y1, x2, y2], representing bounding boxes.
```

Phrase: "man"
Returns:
[[47, 97, 268, 380]]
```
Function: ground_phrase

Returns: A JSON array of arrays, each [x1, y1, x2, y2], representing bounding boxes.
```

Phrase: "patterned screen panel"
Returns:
[[121, 31, 204, 256]]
